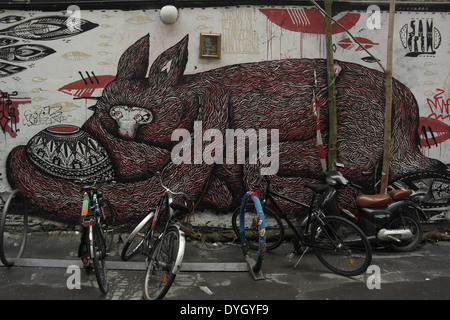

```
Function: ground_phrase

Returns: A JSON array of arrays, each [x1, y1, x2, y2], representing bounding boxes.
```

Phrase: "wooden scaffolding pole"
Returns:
[[380, 0, 395, 194], [325, 0, 337, 171]]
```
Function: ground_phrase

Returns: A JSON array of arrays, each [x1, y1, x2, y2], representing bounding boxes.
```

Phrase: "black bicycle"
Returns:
[[78, 178, 115, 295], [232, 176, 372, 277]]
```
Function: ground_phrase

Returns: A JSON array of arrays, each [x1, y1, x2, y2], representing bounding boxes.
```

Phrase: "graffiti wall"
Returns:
[[1, 4, 449, 223]]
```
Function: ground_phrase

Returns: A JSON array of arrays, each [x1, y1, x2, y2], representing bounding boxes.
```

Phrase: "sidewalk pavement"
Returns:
[[1, 230, 450, 303]]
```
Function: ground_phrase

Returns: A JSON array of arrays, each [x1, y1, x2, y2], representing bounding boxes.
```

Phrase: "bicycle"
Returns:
[[127, 169, 190, 300], [78, 178, 115, 295], [232, 175, 372, 277]]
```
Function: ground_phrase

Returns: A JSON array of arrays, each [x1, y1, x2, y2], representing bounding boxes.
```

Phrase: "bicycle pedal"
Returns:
[[286, 252, 295, 261]]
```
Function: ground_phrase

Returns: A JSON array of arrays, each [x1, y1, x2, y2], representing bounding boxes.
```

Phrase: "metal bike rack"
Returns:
[[6, 258, 249, 272], [0, 191, 250, 274], [238, 191, 266, 281]]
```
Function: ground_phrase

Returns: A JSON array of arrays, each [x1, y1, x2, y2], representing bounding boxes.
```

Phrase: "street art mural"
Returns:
[[1, 6, 450, 224], [0, 14, 98, 77]]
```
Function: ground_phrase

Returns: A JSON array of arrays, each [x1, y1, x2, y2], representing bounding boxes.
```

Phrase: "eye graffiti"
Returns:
[[0, 14, 98, 77]]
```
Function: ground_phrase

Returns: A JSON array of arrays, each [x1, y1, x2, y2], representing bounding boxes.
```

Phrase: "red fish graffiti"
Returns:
[[337, 37, 379, 51], [259, 8, 360, 34], [58, 73, 115, 98]]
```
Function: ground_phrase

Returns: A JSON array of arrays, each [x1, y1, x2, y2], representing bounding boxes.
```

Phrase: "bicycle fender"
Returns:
[[170, 226, 185, 275], [126, 211, 154, 242]]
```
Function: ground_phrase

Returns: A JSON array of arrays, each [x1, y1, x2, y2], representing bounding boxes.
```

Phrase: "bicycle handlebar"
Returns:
[[251, 175, 270, 187], [152, 169, 191, 202], [348, 180, 363, 190], [77, 177, 116, 190]]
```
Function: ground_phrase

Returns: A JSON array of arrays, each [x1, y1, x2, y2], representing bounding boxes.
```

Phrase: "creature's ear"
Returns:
[[148, 35, 188, 88], [116, 34, 149, 80]]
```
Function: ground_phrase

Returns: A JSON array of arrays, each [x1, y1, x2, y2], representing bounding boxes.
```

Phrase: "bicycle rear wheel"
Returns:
[[143, 226, 184, 300], [121, 211, 154, 261], [0, 190, 28, 267], [89, 224, 108, 294], [232, 203, 284, 251], [312, 216, 372, 277]]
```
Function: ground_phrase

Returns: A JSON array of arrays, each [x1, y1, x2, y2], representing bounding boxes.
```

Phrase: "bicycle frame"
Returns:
[[81, 189, 107, 252], [261, 179, 319, 245], [141, 191, 187, 276], [142, 191, 173, 256], [81, 190, 100, 224], [141, 170, 189, 267]]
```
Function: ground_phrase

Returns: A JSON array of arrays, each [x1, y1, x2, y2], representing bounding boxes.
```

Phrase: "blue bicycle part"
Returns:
[[239, 191, 266, 274]]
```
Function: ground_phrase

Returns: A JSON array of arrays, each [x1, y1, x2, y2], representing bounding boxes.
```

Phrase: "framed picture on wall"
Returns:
[[199, 33, 221, 59]]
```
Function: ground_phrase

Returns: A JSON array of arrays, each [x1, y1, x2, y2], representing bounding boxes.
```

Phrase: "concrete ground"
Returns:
[[0, 229, 450, 305]]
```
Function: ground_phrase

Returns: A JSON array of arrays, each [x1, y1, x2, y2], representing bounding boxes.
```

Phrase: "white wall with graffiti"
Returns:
[[0, 4, 448, 222]]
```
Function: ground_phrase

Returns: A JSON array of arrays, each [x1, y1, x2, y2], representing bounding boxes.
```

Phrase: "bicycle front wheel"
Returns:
[[143, 226, 184, 300], [89, 224, 108, 294], [0, 190, 28, 267], [121, 211, 154, 261], [312, 216, 372, 277], [232, 203, 284, 251]]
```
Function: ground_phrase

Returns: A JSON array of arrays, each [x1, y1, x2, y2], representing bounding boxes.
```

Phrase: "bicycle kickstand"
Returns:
[[293, 247, 309, 269]]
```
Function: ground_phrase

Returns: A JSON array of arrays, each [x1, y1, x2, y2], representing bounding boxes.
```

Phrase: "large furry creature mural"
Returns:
[[6, 34, 449, 223]]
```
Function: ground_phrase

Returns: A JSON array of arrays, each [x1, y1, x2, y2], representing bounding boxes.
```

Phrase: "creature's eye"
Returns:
[[112, 110, 123, 120]]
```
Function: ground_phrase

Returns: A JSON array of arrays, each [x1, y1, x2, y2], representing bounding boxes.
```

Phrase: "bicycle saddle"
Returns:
[[305, 183, 329, 193], [170, 201, 190, 214]]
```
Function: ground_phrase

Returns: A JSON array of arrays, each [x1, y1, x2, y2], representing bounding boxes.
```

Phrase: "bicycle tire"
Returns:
[[232, 203, 284, 251], [121, 211, 154, 261], [312, 215, 372, 277], [90, 224, 108, 294], [143, 226, 184, 300], [0, 190, 28, 267], [101, 198, 115, 253]]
